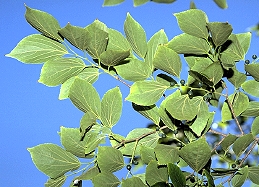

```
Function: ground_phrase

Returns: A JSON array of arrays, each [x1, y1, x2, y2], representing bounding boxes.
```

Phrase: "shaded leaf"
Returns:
[[100, 49, 130, 66], [145, 161, 168, 186], [201, 62, 224, 86], [80, 112, 96, 137], [103, 0, 125, 6], [213, 0, 228, 9], [241, 101, 259, 117], [140, 146, 156, 164], [151, 0, 176, 4], [121, 177, 148, 187], [251, 117, 259, 136], [156, 73, 177, 87], [154, 144, 179, 164], [231, 166, 248, 187], [221, 134, 237, 152], [27, 143, 80, 179], [203, 169, 215, 187], [134, 0, 149, 6], [244, 63, 259, 82], [6, 34, 67, 64], [85, 133, 105, 155], [233, 133, 254, 157], [92, 172, 120, 187], [45, 175, 66, 187], [78, 166, 100, 180], [132, 103, 160, 125], [168, 163, 186, 187], [227, 68, 246, 88], [248, 166, 259, 185]]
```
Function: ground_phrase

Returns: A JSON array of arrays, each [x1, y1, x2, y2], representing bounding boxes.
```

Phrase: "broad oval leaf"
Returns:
[[236, 32, 251, 55], [132, 103, 160, 125], [101, 87, 122, 128], [174, 9, 209, 39], [244, 63, 259, 82], [103, 0, 125, 6], [251, 117, 259, 136], [25, 5, 63, 41], [179, 137, 211, 172], [126, 80, 169, 106], [27, 143, 80, 179], [92, 172, 120, 187], [124, 13, 147, 58], [168, 163, 186, 187], [140, 146, 156, 164], [100, 49, 130, 66], [45, 175, 66, 187], [153, 46, 182, 77], [167, 33, 210, 55], [39, 57, 86, 86], [221, 134, 237, 152], [6, 34, 67, 64], [248, 166, 259, 185], [97, 146, 124, 172], [241, 101, 259, 117], [145, 161, 168, 186], [233, 133, 254, 157], [241, 80, 259, 97], [154, 144, 179, 165], [227, 68, 246, 88], [122, 177, 147, 187], [231, 166, 248, 187], [69, 78, 101, 117], [77, 166, 100, 180]]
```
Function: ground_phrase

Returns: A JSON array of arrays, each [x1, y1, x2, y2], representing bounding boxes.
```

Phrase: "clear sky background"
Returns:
[[1, 1, 259, 186]]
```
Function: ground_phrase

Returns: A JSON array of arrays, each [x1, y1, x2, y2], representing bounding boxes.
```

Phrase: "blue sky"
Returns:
[[1, 1, 259, 186]]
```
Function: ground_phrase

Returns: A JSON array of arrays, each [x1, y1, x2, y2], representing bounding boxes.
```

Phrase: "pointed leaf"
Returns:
[[179, 137, 211, 172], [39, 58, 86, 86], [6, 34, 67, 64], [92, 172, 120, 187], [167, 33, 210, 55], [27, 143, 80, 179], [101, 87, 122, 128], [174, 9, 209, 39], [78, 166, 99, 180], [107, 29, 131, 51], [153, 46, 182, 77], [132, 103, 160, 125], [201, 62, 224, 85], [244, 64, 259, 82], [231, 166, 248, 187], [134, 0, 149, 6], [103, 0, 124, 6], [100, 49, 130, 66], [213, 0, 228, 9], [251, 117, 259, 136], [154, 144, 179, 165], [248, 166, 259, 185], [168, 163, 186, 187], [227, 68, 246, 88], [140, 146, 156, 164], [221, 134, 237, 151], [124, 13, 147, 58], [45, 175, 66, 187], [207, 22, 233, 47], [25, 5, 63, 41], [126, 80, 169, 106], [233, 133, 254, 157], [236, 32, 251, 55], [145, 161, 168, 186], [69, 78, 101, 117], [122, 177, 147, 187]]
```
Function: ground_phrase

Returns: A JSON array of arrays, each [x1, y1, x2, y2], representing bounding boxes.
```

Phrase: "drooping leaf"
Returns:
[[132, 103, 160, 125], [248, 166, 259, 185], [140, 146, 156, 164], [122, 177, 147, 187], [59, 68, 99, 100], [27, 143, 80, 179], [174, 9, 209, 39], [25, 5, 63, 41], [145, 161, 168, 186], [80, 112, 97, 137], [97, 146, 124, 173], [221, 134, 237, 152], [168, 163, 186, 187], [167, 33, 210, 55], [233, 133, 254, 157], [100, 49, 130, 66], [101, 87, 122, 128], [241, 101, 259, 117], [134, 0, 149, 6], [124, 13, 147, 58], [153, 45, 182, 77], [103, 0, 125, 6], [92, 172, 120, 187], [154, 144, 179, 165], [207, 22, 233, 47], [6, 34, 67, 64], [251, 117, 259, 136], [213, 0, 228, 9], [236, 32, 251, 55], [244, 63, 259, 82], [179, 137, 211, 172], [45, 175, 66, 187], [69, 78, 101, 117], [39, 57, 86, 86], [221, 92, 249, 122], [231, 166, 248, 187], [227, 68, 247, 88]]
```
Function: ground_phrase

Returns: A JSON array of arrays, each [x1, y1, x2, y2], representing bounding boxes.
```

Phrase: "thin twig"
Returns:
[[209, 129, 228, 137]]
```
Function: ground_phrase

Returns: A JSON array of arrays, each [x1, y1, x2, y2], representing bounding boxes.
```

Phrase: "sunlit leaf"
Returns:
[[248, 166, 259, 185], [241, 101, 259, 117], [231, 166, 248, 187], [145, 161, 168, 186], [213, 0, 228, 9], [244, 63, 259, 82], [154, 144, 179, 165], [132, 103, 160, 125], [92, 172, 120, 187], [227, 68, 247, 88], [221, 134, 237, 151], [77, 166, 100, 180], [241, 80, 259, 97], [121, 177, 148, 187], [236, 32, 251, 55], [85, 133, 105, 155], [100, 49, 130, 66], [168, 163, 186, 187], [45, 175, 66, 187], [6, 34, 67, 64], [233, 133, 254, 157], [134, 0, 149, 6], [251, 117, 259, 136], [140, 146, 156, 164], [27, 143, 80, 179], [107, 28, 131, 51], [103, 0, 125, 6]]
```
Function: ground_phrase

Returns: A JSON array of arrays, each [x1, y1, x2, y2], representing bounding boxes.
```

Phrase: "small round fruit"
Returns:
[[245, 59, 250, 64], [207, 93, 212, 99], [252, 54, 257, 59], [170, 82, 175, 87], [236, 159, 242, 165], [226, 153, 231, 158], [190, 175, 195, 183], [180, 79, 185, 86], [73, 179, 80, 185], [173, 129, 178, 134], [133, 160, 139, 165], [126, 164, 131, 171], [188, 90, 193, 96], [155, 127, 160, 131], [198, 82, 203, 87], [231, 163, 236, 168]]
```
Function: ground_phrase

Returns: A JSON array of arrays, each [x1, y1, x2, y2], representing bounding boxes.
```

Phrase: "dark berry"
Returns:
[[177, 142, 182, 147], [180, 79, 185, 86], [203, 95, 208, 101], [245, 59, 250, 64], [170, 82, 175, 87], [155, 127, 160, 131], [252, 54, 257, 59], [190, 175, 195, 183], [133, 160, 139, 165], [207, 93, 212, 99], [226, 153, 231, 158], [236, 159, 242, 165], [173, 129, 178, 134], [160, 133, 166, 138], [126, 164, 131, 171], [198, 82, 203, 87], [231, 163, 236, 168], [188, 90, 193, 96]]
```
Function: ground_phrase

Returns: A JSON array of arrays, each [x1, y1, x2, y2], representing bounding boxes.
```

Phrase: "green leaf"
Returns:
[[107, 29, 131, 51], [203, 169, 215, 187], [103, 0, 124, 6], [221, 134, 237, 151], [39, 58, 86, 86], [190, 1, 197, 9], [6, 34, 67, 64], [156, 73, 177, 87], [227, 68, 246, 88], [100, 49, 130, 66], [201, 62, 224, 86], [119, 128, 159, 156], [151, 0, 176, 4], [165, 94, 198, 121], [80, 112, 96, 138], [121, 177, 148, 187], [248, 166, 259, 185], [140, 146, 156, 164], [213, 0, 228, 9], [101, 87, 122, 128], [124, 13, 147, 58], [245, 63, 259, 82], [179, 137, 211, 172], [174, 9, 208, 39], [168, 163, 186, 187], [167, 33, 210, 55], [78, 166, 100, 180], [25, 5, 63, 41], [92, 172, 120, 187], [115, 58, 151, 81], [236, 32, 251, 55], [221, 92, 249, 122], [207, 22, 233, 47], [233, 133, 254, 157], [134, 0, 149, 6], [69, 78, 101, 117], [126, 80, 169, 106], [85, 133, 105, 155], [97, 146, 124, 173], [153, 46, 182, 77], [242, 80, 259, 97], [132, 103, 160, 125], [231, 166, 248, 187], [154, 144, 179, 165], [241, 101, 259, 117], [59, 68, 99, 100], [145, 161, 168, 186], [251, 117, 259, 136], [27, 143, 80, 179], [45, 175, 66, 187]]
